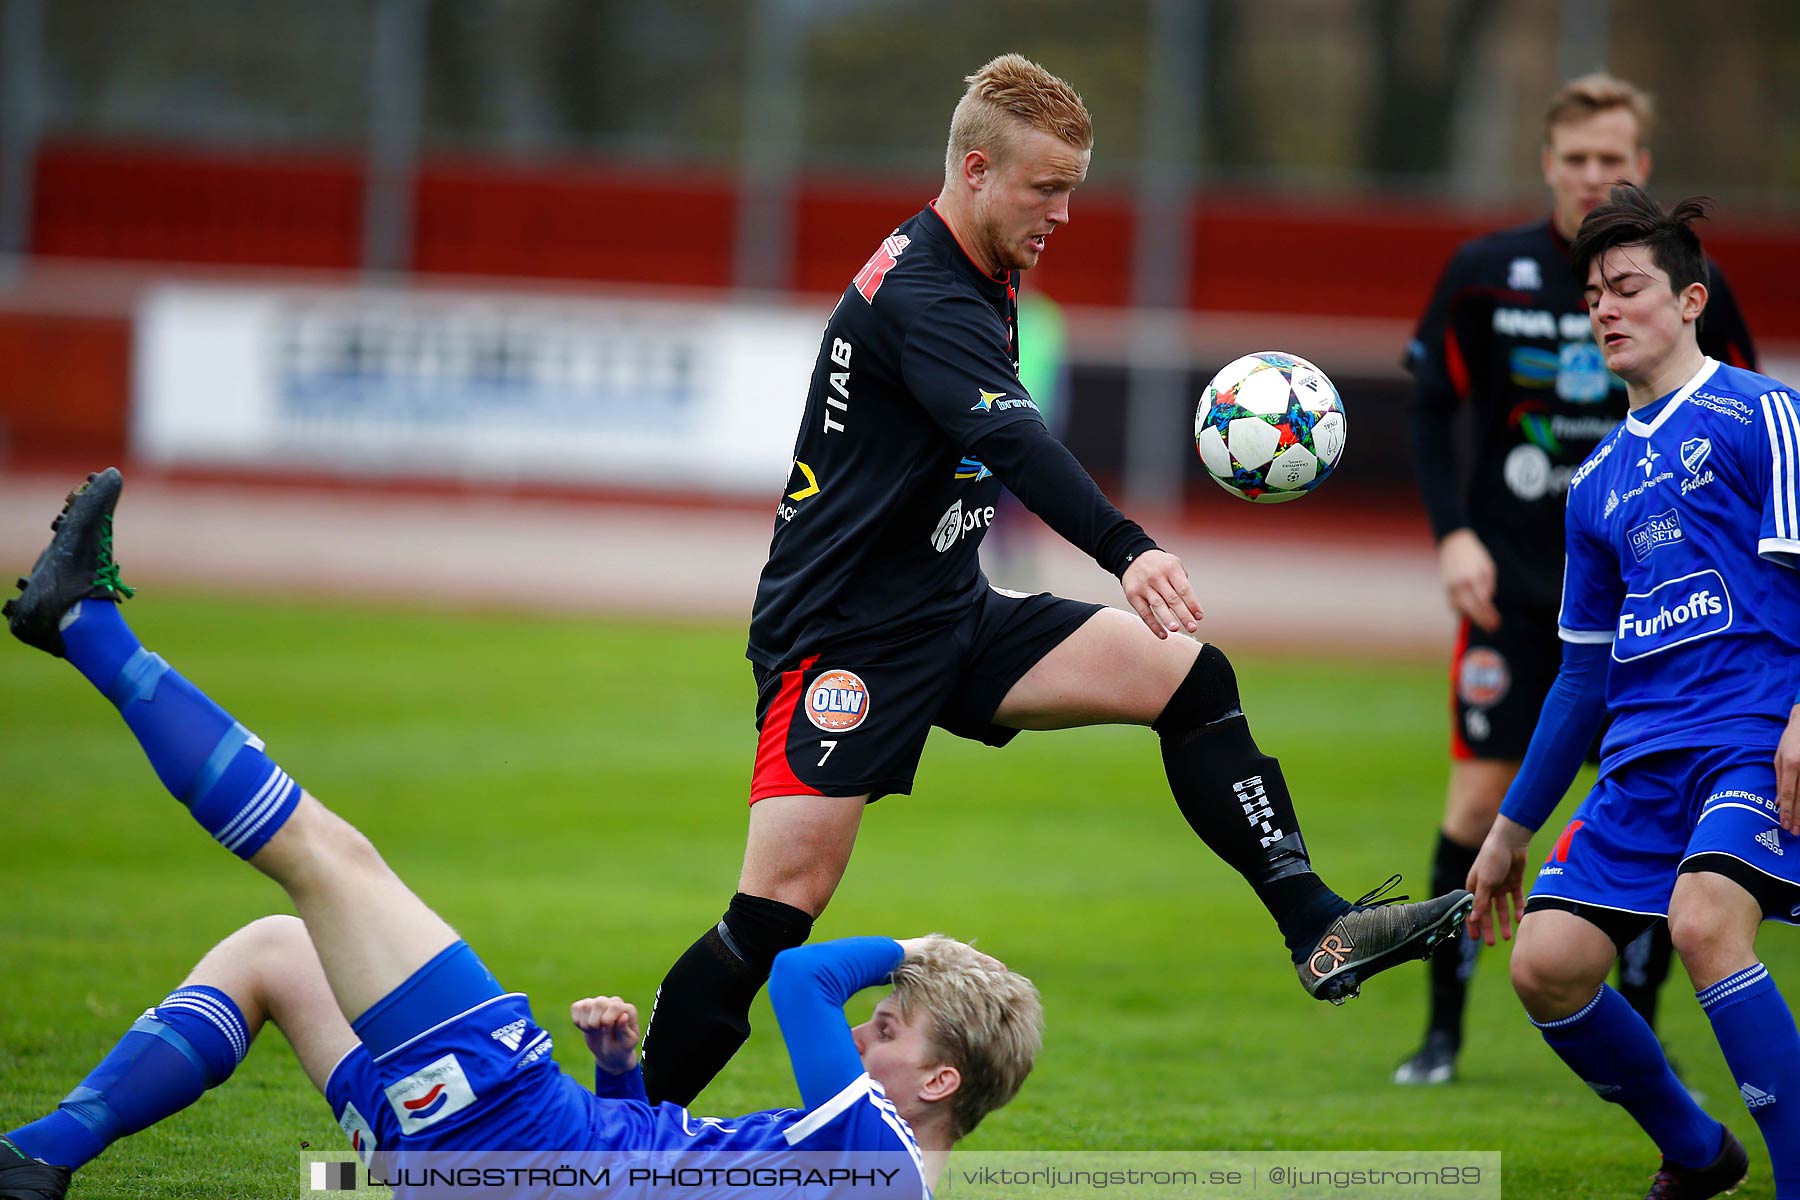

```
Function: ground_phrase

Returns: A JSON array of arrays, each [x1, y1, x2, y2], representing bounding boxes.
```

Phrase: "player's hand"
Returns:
[[1778, 704, 1800, 835], [1466, 815, 1532, 946], [571, 995, 640, 1074], [1438, 528, 1501, 633], [1121, 549, 1202, 638]]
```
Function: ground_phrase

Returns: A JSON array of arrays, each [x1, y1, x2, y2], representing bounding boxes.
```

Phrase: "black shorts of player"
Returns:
[[1450, 606, 1572, 762], [749, 586, 1104, 804]]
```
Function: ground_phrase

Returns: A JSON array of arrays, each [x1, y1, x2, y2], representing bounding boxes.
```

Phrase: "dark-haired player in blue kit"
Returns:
[[1396, 74, 1759, 1086], [0, 472, 1043, 1200], [640, 50, 1475, 1109], [1468, 184, 1800, 1200]]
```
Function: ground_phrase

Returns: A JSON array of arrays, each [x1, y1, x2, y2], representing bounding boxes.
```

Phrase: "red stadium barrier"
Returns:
[[11, 140, 1800, 470], [0, 310, 131, 462], [413, 156, 736, 287], [33, 142, 362, 270], [26, 139, 1800, 335]]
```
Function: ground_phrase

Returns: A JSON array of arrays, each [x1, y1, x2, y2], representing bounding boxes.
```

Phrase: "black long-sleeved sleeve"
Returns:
[[967, 418, 1158, 577], [1408, 382, 1469, 541], [1403, 246, 1477, 541]]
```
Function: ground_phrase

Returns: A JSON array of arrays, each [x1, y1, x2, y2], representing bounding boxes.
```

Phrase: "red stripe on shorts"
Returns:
[[749, 654, 823, 805], [1449, 619, 1474, 761]]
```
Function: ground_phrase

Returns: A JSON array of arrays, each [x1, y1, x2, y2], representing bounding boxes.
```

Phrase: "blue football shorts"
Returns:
[[1526, 742, 1800, 924], [323, 992, 593, 1166]]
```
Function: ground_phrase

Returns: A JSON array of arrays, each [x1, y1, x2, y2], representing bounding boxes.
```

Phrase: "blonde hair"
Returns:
[[1545, 73, 1654, 148], [944, 54, 1093, 185], [888, 935, 1044, 1142]]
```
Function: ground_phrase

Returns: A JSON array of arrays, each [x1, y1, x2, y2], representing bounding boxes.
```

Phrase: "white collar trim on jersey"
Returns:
[[1625, 357, 1719, 439]]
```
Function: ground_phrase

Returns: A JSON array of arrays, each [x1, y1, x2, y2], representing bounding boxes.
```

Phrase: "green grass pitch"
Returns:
[[1, 593, 1790, 1197]]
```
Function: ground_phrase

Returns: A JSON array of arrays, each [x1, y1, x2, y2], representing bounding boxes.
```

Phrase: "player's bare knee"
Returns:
[[238, 912, 308, 949], [1669, 868, 1762, 974], [271, 798, 396, 893], [241, 913, 310, 960], [1507, 945, 1549, 1007], [1441, 807, 1497, 848], [739, 841, 843, 916], [1509, 941, 1592, 1019], [1666, 905, 1716, 973], [739, 872, 837, 919], [230, 915, 310, 992], [327, 819, 391, 881]]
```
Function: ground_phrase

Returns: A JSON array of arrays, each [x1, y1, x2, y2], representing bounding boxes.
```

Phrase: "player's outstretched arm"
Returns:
[[1778, 702, 1800, 836], [1466, 638, 1610, 942], [1120, 549, 1202, 638], [1468, 815, 1531, 945], [962, 420, 1190, 635]]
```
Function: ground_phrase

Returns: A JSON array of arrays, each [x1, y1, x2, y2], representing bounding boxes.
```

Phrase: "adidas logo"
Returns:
[[1741, 1081, 1777, 1108], [489, 1019, 528, 1052], [1586, 1080, 1622, 1099], [1757, 829, 1784, 856]]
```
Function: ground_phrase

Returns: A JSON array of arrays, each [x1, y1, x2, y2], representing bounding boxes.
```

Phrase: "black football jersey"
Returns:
[[1405, 218, 1756, 613], [747, 204, 1046, 669]]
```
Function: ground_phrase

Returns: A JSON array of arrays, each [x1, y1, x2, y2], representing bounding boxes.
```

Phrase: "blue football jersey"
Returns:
[[1560, 357, 1800, 772], [587, 1072, 924, 1165], [332, 939, 930, 1198]]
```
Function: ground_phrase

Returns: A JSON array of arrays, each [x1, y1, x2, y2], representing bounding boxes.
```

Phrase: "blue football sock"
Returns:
[[7, 986, 248, 1170], [59, 599, 138, 692], [1699, 963, 1800, 1197], [59, 599, 300, 859], [1534, 984, 1723, 1169]]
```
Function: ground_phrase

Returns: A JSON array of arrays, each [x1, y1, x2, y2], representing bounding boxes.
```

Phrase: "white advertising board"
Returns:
[[135, 283, 824, 496]]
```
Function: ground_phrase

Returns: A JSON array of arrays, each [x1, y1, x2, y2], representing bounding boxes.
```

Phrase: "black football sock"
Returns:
[[1616, 919, 1674, 1035], [1155, 643, 1350, 959], [639, 892, 813, 1106], [1425, 830, 1482, 1043]]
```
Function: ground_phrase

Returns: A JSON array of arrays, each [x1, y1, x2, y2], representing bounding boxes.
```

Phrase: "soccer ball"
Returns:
[[1193, 351, 1347, 503]]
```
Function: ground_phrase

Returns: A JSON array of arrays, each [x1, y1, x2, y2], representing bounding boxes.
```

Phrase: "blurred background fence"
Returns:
[[1, 0, 1797, 513]]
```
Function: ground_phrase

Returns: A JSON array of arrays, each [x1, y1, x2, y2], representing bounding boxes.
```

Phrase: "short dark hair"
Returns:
[[1569, 183, 1710, 295]]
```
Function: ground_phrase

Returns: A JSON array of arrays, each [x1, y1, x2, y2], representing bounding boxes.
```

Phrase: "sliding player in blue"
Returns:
[[1467, 184, 1800, 1200], [0, 469, 1044, 1200]]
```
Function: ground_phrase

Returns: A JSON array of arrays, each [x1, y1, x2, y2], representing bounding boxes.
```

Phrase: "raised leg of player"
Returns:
[[5, 916, 353, 1175], [52, 596, 462, 1018], [994, 608, 1348, 952], [5, 472, 508, 1188], [989, 606, 1198, 728], [248, 793, 462, 1019], [638, 794, 848, 1105], [995, 607, 1472, 1001], [1511, 909, 1728, 1174], [1674, 871, 1800, 1196]]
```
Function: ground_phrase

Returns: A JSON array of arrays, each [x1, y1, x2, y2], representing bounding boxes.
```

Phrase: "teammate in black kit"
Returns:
[[638, 53, 1475, 1108], [1395, 75, 1758, 1085]]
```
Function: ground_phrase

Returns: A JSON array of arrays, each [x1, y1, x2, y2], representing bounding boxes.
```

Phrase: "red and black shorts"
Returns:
[[749, 586, 1104, 803], [1449, 606, 1562, 762]]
